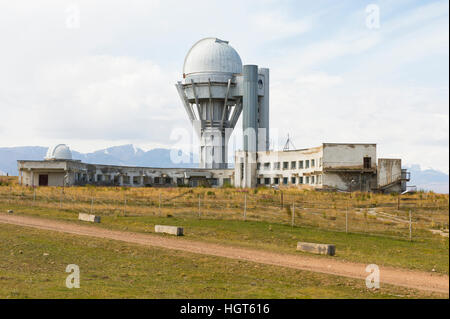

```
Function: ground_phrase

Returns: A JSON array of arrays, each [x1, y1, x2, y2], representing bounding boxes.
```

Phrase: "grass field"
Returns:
[[0, 179, 448, 298], [0, 223, 445, 299], [1, 201, 448, 274]]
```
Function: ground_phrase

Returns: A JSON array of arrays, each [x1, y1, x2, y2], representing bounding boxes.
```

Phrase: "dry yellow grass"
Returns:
[[0, 180, 448, 240]]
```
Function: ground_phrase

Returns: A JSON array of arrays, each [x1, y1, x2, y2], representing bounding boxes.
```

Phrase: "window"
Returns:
[[311, 176, 315, 184], [154, 177, 160, 184], [305, 160, 310, 168], [257, 178, 261, 185], [311, 159, 315, 168], [291, 177, 296, 184], [291, 161, 296, 169], [274, 177, 279, 184], [264, 162, 271, 170], [299, 176, 303, 184], [274, 162, 280, 170], [319, 157, 323, 167], [318, 175, 322, 184], [283, 162, 289, 169], [283, 177, 288, 185], [164, 177, 172, 184], [306, 176, 310, 184], [264, 178, 271, 185], [299, 161, 304, 169], [257, 162, 261, 170], [363, 157, 371, 169]]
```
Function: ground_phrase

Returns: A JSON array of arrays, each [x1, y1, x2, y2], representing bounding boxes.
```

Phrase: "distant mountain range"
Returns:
[[405, 164, 449, 194], [0, 145, 448, 193], [0, 144, 197, 175]]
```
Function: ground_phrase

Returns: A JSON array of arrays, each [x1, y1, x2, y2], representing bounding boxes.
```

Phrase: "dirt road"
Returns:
[[0, 213, 448, 294]]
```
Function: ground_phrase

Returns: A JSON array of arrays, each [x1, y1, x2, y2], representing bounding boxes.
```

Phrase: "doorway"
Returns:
[[39, 174, 48, 186]]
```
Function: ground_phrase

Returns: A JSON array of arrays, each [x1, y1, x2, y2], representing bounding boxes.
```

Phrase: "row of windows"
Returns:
[[76, 173, 178, 185], [257, 175, 322, 186], [258, 158, 322, 171]]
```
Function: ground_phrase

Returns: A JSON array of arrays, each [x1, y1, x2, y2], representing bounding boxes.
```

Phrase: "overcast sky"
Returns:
[[0, 0, 448, 173]]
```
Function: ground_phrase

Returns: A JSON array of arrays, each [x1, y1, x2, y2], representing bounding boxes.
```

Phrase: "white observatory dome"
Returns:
[[183, 38, 242, 81], [45, 144, 72, 160]]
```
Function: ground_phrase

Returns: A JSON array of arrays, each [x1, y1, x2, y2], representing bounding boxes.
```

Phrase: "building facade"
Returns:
[[18, 159, 233, 188], [18, 142, 409, 193], [234, 143, 409, 192], [16, 38, 410, 193]]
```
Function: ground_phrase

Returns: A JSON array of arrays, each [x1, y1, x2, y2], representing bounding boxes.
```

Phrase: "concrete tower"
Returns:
[[176, 38, 269, 170]]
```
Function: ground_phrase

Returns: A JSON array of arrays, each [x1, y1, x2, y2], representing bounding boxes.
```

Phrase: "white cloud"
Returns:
[[249, 11, 312, 40], [0, 0, 448, 173]]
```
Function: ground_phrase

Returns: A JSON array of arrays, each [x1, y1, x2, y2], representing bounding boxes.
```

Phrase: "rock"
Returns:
[[7, 210, 13, 214]]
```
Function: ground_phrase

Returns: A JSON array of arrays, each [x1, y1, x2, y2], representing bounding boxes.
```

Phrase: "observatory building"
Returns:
[[176, 38, 269, 169], [17, 37, 410, 193]]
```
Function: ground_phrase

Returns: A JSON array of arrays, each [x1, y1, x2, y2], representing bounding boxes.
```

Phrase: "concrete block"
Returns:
[[78, 213, 101, 223], [155, 225, 183, 236], [296, 242, 335, 256]]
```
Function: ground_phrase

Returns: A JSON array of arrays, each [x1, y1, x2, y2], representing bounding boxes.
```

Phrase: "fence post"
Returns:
[[33, 187, 36, 204], [198, 194, 201, 218], [60, 188, 63, 209], [91, 196, 94, 214], [244, 194, 247, 221], [280, 191, 284, 209], [124, 195, 127, 216], [159, 192, 161, 216], [409, 210, 412, 241], [397, 195, 400, 210], [291, 202, 295, 227], [346, 201, 349, 234]]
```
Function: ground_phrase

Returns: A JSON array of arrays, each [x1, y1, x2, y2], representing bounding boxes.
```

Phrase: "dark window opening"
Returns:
[[363, 157, 371, 169], [38, 174, 48, 186]]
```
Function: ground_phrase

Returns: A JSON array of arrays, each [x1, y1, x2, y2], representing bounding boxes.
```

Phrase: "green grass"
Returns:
[[2, 202, 448, 274], [0, 223, 445, 299]]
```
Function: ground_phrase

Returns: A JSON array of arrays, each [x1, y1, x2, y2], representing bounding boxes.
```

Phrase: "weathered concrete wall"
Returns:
[[18, 160, 234, 187], [377, 158, 402, 187], [321, 144, 377, 191], [47, 172, 65, 186], [322, 172, 377, 192], [323, 143, 376, 170]]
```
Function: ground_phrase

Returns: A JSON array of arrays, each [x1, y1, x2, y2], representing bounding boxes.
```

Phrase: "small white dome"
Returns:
[[183, 38, 242, 79], [45, 144, 72, 160]]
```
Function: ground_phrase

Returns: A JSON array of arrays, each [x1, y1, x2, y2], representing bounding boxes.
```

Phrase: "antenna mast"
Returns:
[[283, 134, 296, 151]]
